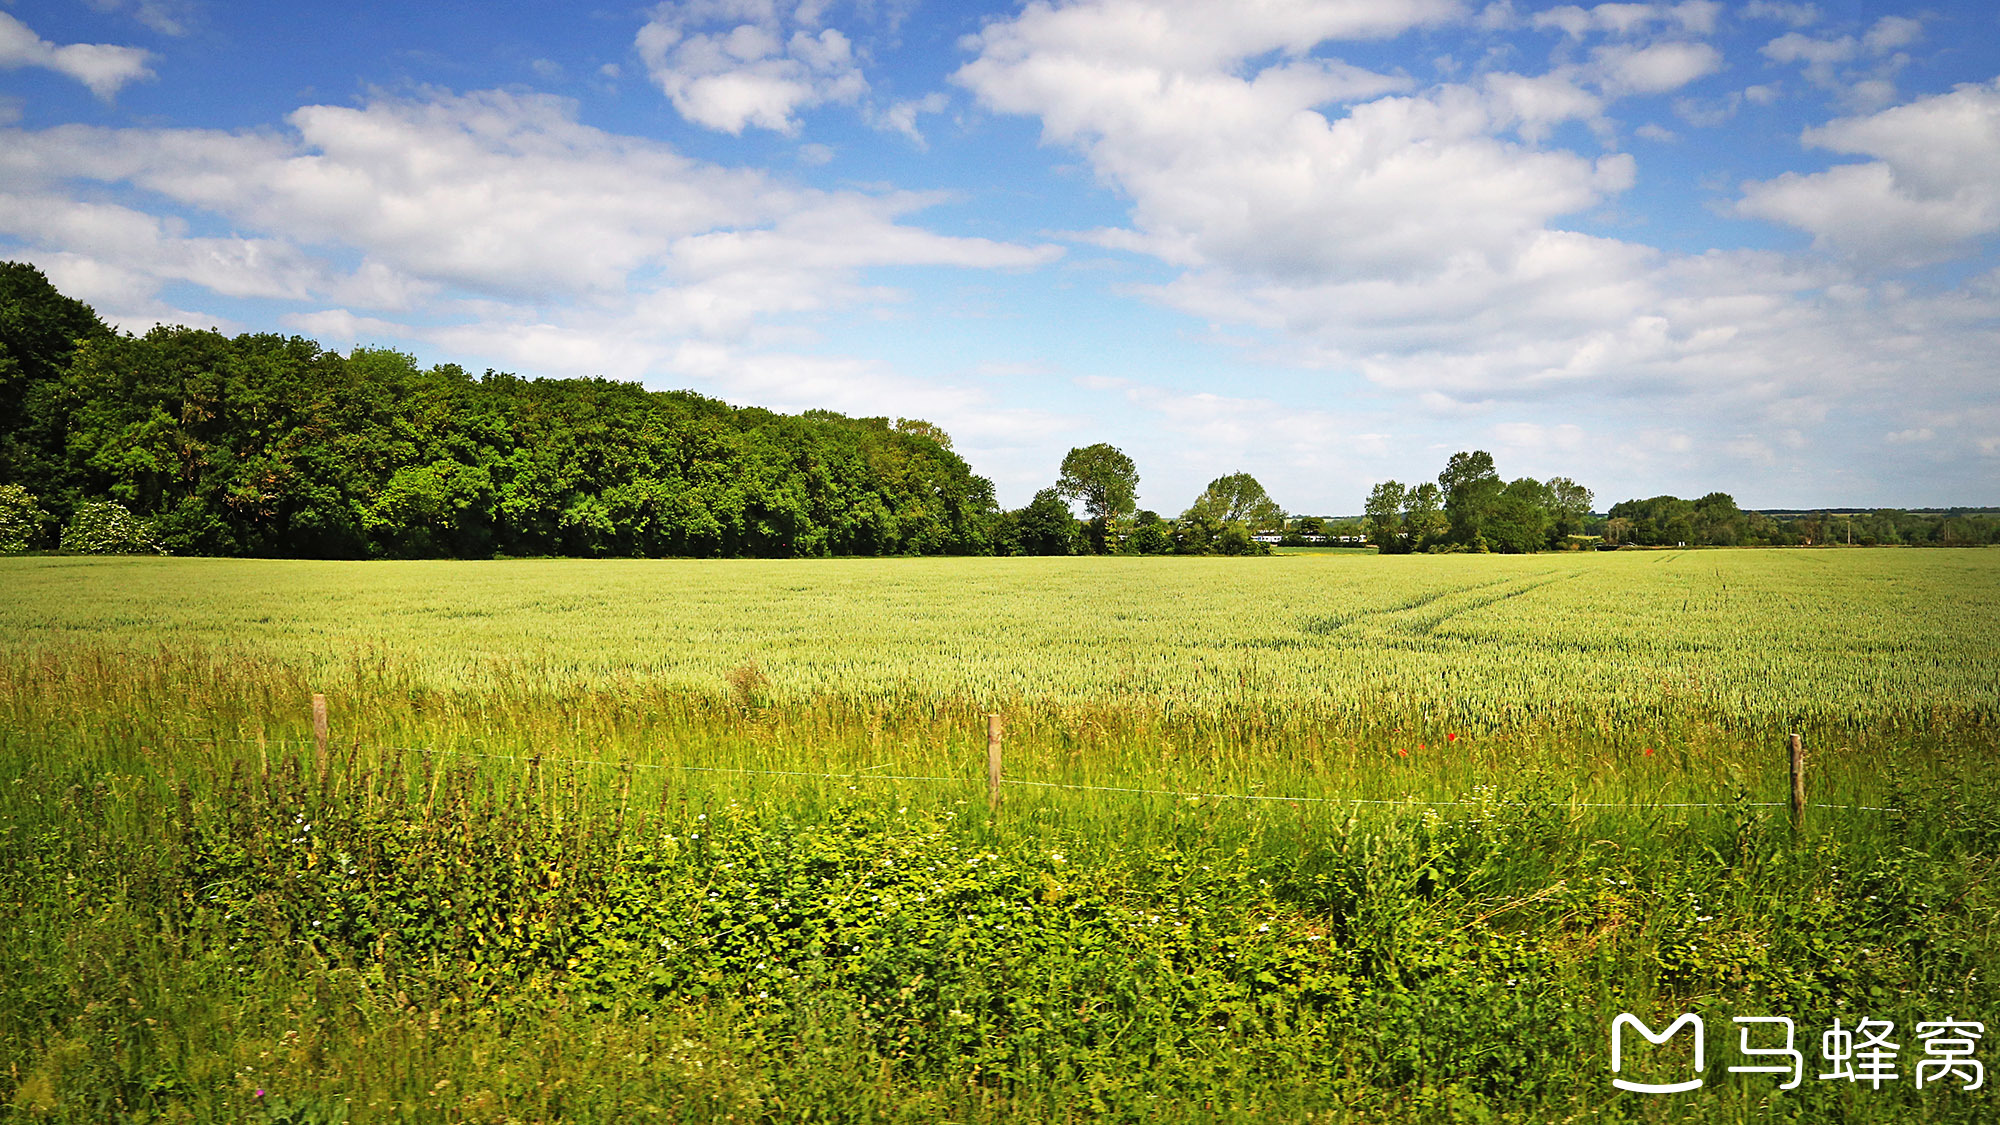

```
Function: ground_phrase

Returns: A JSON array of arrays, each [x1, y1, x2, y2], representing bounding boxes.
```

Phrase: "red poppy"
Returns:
[[1446, 733, 1459, 743], [1418, 743, 1427, 751], [1642, 746, 1656, 757], [1396, 748, 1408, 758]]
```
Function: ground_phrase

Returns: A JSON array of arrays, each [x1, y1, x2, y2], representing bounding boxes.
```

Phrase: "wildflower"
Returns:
[[1642, 746, 1655, 757], [1418, 743, 1426, 751], [1396, 748, 1408, 758], [255, 1090, 265, 1098], [1446, 733, 1459, 742]]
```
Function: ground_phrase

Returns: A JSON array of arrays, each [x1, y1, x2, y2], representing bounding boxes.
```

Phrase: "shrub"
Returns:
[[0, 484, 49, 554], [60, 499, 165, 555]]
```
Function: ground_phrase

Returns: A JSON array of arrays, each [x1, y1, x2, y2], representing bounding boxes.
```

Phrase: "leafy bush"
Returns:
[[0, 484, 48, 554], [59, 499, 164, 555]]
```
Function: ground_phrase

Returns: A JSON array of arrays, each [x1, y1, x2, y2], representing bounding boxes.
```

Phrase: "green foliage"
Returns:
[[1186, 472, 1285, 531], [58, 499, 162, 555], [1056, 444, 1139, 553], [0, 269, 1020, 560], [1437, 450, 1502, 546], [1128, 509, 1173, 554], [0, 262, 110, 496], [0, 484, 48, 554], [1011, 487, 1081, 555], [1364, 480, 1407, 553]]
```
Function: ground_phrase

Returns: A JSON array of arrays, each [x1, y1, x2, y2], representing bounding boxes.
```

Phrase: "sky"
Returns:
[[2, 0, 1996, 515]]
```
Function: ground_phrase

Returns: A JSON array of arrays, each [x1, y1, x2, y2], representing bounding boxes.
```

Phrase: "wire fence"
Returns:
[[147, 732, 1900, 814]]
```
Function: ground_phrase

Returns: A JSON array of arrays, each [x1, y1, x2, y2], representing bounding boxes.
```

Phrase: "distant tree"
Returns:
[[1014, 487, 1079, 555], [1484, 478, 1553, 553], [1056, 443, 1139, 554], [0, 484, 49, 554], [1691, 492, 1743, 546], [1129, 509, 1172, 554], [1290, 515, 1326, 539], [1545, 477, 1593, 543], [1401, 482, 1448, 550], [1364, 480, 1408, 554], [1186, 472, 1285, 531], [1438, 450, 1502, 545]]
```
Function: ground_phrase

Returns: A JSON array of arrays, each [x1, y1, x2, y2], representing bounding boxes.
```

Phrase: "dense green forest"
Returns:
[[0, 263, 1009, 559]]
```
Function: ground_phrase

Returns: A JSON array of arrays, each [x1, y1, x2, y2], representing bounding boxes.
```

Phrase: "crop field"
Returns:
[[2, 550, 1997, 1122]]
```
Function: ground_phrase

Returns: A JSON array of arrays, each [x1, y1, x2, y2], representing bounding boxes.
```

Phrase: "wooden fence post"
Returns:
[[313, 693, 329, 779], [1788, 732, 1805, 830], [986, 714, 1003, 812]]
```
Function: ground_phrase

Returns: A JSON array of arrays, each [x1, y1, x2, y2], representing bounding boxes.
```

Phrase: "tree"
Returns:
[[1364, 480, 1408, 553], [1484, 478, 1553, 554], [1691, 492, 1743, 546], [1401, 482, 1448, 550], [1545, 477, 1593, 543], [893, 418, 952, 449], [1056, 443, 1139, 554], [1438, 450, 1502, 545], [1186, 472, 1285, 530], [1, 261, 110, 496], [1129, 509, 1172, 554], [1014, 488, 1079, 555]]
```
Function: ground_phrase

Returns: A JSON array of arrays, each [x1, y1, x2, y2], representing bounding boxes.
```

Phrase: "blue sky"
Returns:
[[3, 0, 1997, 514]]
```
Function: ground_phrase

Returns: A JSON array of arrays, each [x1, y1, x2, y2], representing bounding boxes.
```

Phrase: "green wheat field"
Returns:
[[3, 549, 1996, 1123]]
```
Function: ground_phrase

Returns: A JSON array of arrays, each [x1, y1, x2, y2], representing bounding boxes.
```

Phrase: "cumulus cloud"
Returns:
[[1737, 79, 2000, 267], [0, 12, 153, 99], [0, 87, 1059, 332], [636, 1, 868, 133], [1760, 16, 1923, 107], [1591, 40, 1722, 95], [948, 0, 1999, 494]]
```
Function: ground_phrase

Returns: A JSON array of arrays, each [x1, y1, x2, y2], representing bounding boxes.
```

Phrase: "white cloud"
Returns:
[[950, 0, 1999, 491], [1592, 40, 1722, 95], [83, 0, 193, 37], [0, 87, 1059, 332], [0, 12, 153, 99], [636, 1, 868, 134], [1532, 3, 1720, 39], [1737, 79, 2000, 267], [1760, 17, 1923, 106], [1740, 2, 1818, 29], [871, 91, 949, 146], [1861, 16, 1922, 55]]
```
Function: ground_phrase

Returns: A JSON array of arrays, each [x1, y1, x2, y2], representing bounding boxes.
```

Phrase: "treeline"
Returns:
[[1360, 447, 1999, 554], [0, 263, 998, 558], [0, 263, 1295, 560], [1607, 494, 2000, 547], [1364, 451, 1592, 554]]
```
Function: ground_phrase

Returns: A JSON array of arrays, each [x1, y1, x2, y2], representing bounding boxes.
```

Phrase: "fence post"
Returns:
[[986, 714, 1003, 812], [1788, 732, 1805, 830], [313, 693, 329, 779]]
